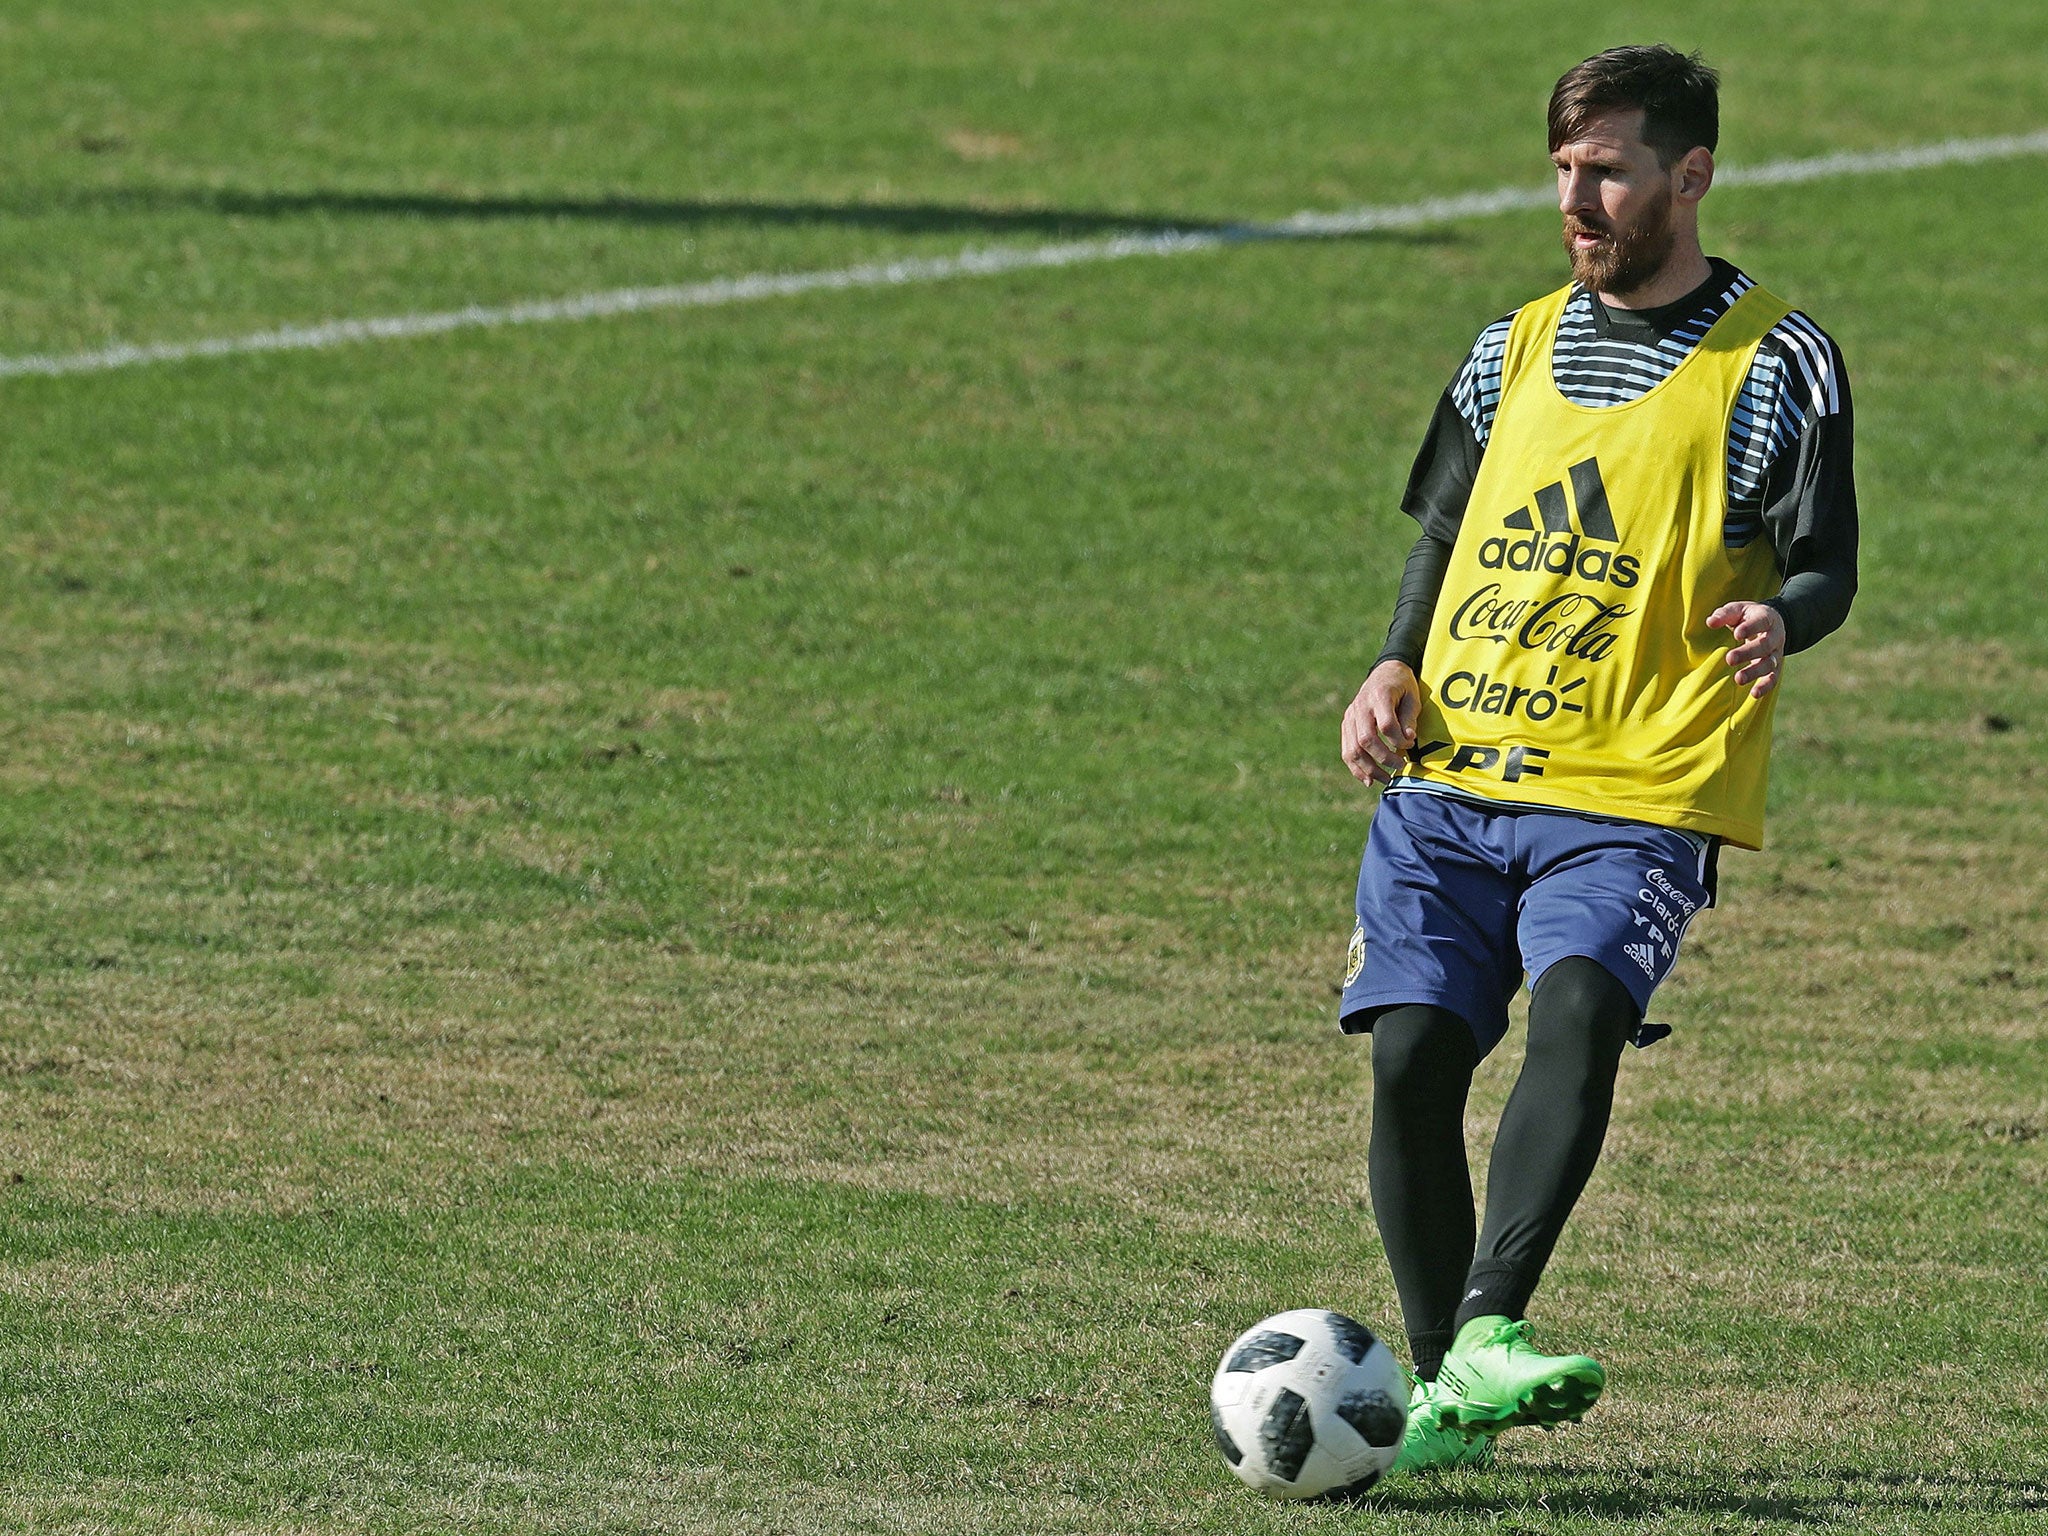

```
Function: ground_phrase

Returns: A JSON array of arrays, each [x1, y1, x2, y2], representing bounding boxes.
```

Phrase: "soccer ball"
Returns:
[[1209, 1308, 1407, 1499]]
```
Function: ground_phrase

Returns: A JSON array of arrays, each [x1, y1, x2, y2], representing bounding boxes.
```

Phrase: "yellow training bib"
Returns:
[[1401, 282, 1792, 849]]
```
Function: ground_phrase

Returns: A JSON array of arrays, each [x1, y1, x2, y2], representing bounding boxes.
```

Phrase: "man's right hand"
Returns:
[[1341, 660, 1422, 787]]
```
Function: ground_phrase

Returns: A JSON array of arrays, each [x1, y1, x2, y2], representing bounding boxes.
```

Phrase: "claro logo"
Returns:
[[1477, 457, 1640, 589]]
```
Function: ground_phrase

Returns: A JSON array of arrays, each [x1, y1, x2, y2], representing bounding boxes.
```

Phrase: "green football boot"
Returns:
[[1433, 1315, 1605, 1435], [1391, 1376, 1495, 1475]]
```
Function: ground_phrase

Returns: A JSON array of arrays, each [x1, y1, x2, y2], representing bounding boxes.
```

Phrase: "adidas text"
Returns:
[[1477, 531, 1640, 588]]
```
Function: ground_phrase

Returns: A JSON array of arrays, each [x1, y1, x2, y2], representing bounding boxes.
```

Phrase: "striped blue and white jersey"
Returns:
[[1447, 263, 1848, 550], [1383, 258, 1858, 666]]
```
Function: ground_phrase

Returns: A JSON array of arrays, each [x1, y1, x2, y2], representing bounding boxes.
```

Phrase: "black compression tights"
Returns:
[[1367, 958, 1638, 1381]]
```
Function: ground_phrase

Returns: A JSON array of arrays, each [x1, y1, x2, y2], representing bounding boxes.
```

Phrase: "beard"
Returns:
[[1563, 183, 1676, 297]]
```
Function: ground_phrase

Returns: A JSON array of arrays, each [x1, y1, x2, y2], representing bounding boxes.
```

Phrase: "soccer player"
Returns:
[[1336, 46, 1858, 1473]]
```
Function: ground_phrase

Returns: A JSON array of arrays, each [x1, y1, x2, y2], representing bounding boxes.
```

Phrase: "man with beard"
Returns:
[[1335, 45, 1858, 1473]]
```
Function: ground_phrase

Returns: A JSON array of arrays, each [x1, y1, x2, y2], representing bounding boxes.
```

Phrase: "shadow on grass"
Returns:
[[1373, 1466, 2048, 1524], [10, 186, 1459, 245]]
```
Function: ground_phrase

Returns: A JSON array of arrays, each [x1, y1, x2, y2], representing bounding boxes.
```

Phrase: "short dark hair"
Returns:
[[1548, 45, 1719, 167]]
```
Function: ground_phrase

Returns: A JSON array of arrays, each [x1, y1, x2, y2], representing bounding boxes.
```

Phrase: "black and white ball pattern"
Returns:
[[1208, 1308, 1407, 1499]]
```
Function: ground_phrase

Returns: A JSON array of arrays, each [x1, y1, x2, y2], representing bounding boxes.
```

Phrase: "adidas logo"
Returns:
[[1622, 941, 1658, 977], [1477, 457, 1640, 589]]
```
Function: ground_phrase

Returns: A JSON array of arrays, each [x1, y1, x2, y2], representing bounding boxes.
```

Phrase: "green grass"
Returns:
[[1, 1, 2046, 1530]]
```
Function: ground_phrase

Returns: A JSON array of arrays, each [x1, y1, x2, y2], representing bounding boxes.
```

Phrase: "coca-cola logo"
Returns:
[[1447, 584, 1632, 663]]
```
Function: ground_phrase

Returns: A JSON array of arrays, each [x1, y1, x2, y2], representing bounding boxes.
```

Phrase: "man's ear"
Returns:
[[1675, 146, 1715, 204]]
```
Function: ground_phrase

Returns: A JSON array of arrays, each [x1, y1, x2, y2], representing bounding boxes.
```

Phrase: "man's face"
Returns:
[[1553, 109, 1677, 296]]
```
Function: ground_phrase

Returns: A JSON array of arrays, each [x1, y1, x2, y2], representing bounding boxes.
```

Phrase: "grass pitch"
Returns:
[[2, 2, 2046, 1531]]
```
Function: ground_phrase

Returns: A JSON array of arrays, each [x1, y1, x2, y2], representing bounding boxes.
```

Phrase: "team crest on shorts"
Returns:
[[1345, 923, 1366, 987]]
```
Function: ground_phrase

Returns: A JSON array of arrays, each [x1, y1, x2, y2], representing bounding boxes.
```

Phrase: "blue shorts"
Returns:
[[1338, 788, 1716, 1057]]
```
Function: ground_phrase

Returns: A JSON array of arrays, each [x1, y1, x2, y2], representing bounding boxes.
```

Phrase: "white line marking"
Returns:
[[5, 129, 2044, 380]]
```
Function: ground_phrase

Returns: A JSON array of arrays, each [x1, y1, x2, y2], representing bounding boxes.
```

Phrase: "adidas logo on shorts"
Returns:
[[1622, 941, 1657, 977]]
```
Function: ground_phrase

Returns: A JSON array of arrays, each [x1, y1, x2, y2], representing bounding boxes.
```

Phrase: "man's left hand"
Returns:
[[1706, 601, 1786, 698]]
